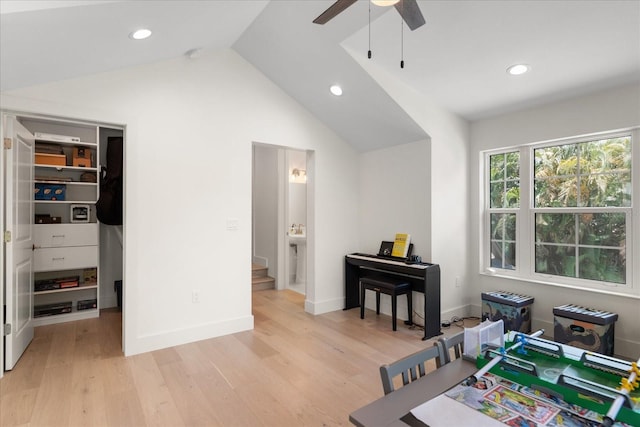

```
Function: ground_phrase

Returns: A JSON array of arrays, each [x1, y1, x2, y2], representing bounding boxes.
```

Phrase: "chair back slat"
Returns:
[[436, 331, 464, 367], [379, 344, 442, 395]]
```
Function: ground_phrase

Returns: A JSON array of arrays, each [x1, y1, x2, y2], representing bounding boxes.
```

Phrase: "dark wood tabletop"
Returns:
[[349, 358, 477, 427]]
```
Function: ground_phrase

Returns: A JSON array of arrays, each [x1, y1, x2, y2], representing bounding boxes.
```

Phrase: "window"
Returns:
[[489, 152, 519, 270], [483, 131, 635, 292]]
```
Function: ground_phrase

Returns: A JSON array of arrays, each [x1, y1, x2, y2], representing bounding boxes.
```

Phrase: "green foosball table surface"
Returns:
[[474, 332, 639, 426]]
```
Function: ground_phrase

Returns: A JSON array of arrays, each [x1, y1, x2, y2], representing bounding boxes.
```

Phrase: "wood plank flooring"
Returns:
[[0, 290, 469, 426]]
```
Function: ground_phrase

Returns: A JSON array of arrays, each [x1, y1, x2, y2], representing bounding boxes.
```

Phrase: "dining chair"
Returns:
[[436, 331, 464, 367], [379, 344, 442, 395]]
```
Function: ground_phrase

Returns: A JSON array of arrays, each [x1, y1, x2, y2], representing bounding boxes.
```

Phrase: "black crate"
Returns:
[[553, 304, 618, 356], [481, 291, 534, 333]]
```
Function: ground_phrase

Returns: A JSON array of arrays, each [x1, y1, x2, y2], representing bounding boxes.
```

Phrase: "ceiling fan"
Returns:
[[313, 0, 425, 31]]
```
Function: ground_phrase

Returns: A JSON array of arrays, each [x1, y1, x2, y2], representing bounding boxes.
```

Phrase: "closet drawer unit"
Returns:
[[34, 224, 98, 248], [34, 246, 98, 272]]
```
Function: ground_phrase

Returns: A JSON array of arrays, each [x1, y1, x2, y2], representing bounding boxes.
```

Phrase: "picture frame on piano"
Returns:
[[378, 241, 413, 260], [378, 241, 394, 256]]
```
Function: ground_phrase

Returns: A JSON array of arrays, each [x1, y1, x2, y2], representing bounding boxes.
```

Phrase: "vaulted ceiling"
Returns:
[[2, 1, 639, 151]]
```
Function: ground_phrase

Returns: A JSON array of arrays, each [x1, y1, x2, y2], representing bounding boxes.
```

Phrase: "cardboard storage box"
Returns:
[[34, 183, 66, 201], [34, 301, 72, 317], [553, 304, 618, 356], [35, 153, 66, 166], [72, 147, 92, 167], [77, 299, 97, 311], [83, 267, 97, 285], [481, 291, 534, 333], [35, 214, 61, 224]]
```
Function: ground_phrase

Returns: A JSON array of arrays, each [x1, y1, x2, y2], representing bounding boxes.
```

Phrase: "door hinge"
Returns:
[[4, 230, 11, 243], [3, 324, 11, 336], [3, 137, 11, 149]]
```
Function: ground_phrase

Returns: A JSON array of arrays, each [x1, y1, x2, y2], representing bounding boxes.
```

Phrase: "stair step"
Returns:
[[252, 263, 268, 279], [252, 276, 275, 291], [251, 263, 274, 290]]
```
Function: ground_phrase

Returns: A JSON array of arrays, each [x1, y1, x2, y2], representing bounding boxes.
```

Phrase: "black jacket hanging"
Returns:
[[96, 136, 123, 225]]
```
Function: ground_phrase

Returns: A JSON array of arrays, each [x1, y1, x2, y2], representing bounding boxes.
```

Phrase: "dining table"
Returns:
[[349, 358, 478, 427]]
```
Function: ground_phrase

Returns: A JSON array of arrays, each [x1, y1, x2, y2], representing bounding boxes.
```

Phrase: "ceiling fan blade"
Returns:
[[394, 0, 425, 31], [313, 0, 358, 25]]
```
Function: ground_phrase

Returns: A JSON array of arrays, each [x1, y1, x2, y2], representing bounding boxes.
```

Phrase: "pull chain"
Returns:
[[400, 14, 404, 68], [368, 1, 372, 59]]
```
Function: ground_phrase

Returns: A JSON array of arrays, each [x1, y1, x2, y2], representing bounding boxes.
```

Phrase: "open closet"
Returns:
[[2, 112, 124, 370]]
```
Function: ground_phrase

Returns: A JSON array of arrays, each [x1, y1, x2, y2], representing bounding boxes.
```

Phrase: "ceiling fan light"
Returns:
[[371, 0, 400, 7]]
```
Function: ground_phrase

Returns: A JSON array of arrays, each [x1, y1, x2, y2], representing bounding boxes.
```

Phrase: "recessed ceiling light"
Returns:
[[371, 0, 400, 6], [507, 64, 530, 76], [130, 29, 152, 40], [330, 85, 343, 96]]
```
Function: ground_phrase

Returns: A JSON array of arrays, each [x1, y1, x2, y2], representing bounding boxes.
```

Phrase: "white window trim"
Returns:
[[481, 128, 639, 297]]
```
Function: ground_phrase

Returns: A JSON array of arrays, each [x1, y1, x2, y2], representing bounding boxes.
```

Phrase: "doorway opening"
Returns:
[[251, 143, 310, 301]]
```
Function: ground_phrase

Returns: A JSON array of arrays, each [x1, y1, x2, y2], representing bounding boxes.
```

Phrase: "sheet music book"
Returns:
[[391, 233, 411, 258]]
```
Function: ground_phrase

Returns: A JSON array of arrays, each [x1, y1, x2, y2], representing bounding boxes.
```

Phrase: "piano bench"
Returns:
[[360, 276, 412, 331]]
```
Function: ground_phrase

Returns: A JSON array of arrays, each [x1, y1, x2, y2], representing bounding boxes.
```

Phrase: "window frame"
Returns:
[[481, 128, 638, 296]]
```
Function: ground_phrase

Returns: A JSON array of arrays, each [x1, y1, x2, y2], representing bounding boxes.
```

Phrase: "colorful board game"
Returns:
[[470, 332, 640, 426], [446, 372, 632, 426]]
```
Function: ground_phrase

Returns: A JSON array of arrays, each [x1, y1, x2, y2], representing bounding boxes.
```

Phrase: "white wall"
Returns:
[[98, 127, 124, 308], [1, 48, 359, 355], [349, 54, 472, 323], [288, 149, 307, 227], [469, 82, 640, 358], [358, 139, 430, 320], [288, 183, 307, 229], [252, 144, 278, 279], [99, 225, 123, 308]]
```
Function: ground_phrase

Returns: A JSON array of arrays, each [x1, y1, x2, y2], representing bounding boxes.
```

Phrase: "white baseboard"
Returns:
[[363, 292, 474, 326], [407, 293, 473, 326], [440, 304, 473, 324], [305, 297, 344, 315], [125, 315, 254, 356]]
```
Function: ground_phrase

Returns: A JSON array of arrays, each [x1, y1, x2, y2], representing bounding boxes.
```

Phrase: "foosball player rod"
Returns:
[[600, 357, 640, 427], [465, 329, 544, 386]]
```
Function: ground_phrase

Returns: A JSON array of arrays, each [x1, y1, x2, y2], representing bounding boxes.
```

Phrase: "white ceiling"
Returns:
[[0, 1, 269, 90], [2, 0, 639, 151]]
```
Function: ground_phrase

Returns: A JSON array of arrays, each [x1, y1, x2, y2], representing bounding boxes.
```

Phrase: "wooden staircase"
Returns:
[[252, 263, 275, 291]]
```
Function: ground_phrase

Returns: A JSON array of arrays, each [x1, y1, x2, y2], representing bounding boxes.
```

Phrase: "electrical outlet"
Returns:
[[455, 276, 461, 288], [192, 290, 200, 303]]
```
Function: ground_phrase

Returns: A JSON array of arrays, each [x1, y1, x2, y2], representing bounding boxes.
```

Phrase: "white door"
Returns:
[[3, 115, 35, 370]]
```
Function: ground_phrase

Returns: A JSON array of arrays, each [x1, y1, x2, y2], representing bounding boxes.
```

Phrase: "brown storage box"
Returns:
[[35, 153, 66, 166], [72, 147, 92, 168], [83, 267, 97, 285], [35, 214, 61, 224]]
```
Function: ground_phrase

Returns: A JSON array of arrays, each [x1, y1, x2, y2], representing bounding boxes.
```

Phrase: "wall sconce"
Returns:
[[290, 168, 307, 183]]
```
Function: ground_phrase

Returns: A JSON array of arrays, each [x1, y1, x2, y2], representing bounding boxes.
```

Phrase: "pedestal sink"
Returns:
[[288, 232, 306, 284], [288, 233, 306, 245]]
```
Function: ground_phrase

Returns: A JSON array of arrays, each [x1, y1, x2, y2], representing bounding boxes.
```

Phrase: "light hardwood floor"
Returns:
[[0, 290, 468, 426]]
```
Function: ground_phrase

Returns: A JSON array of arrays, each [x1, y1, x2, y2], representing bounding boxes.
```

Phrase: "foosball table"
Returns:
[[465, 331, 640, 426]]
